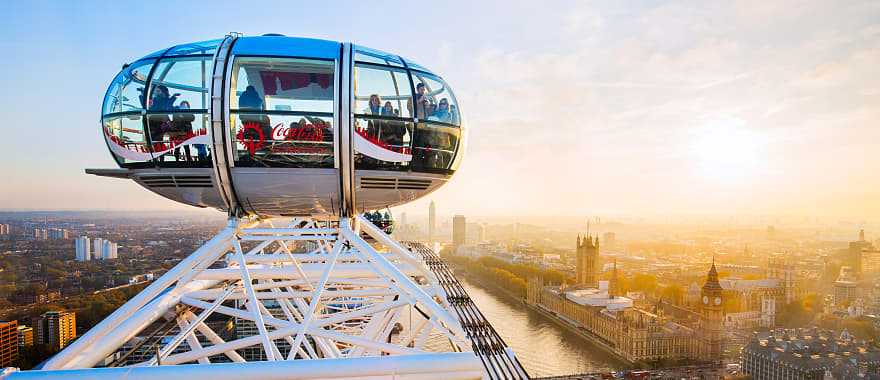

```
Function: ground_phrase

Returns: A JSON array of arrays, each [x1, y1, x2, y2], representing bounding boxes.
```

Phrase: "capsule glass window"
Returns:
[[411, 122, 460, 173], [410, 71, 459, 126], [101, 60, 155, 167], [102, 60, 154, 115], [352, 64, 415, 172], [143, 56, 212, 167], [229, 57, 335, 168]]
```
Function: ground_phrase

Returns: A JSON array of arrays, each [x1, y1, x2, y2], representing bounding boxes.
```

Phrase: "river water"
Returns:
[[458, 277, 628, 377]]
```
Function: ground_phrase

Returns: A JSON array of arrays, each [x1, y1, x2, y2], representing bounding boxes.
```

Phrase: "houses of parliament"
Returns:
[[526, 234, 724, 365]]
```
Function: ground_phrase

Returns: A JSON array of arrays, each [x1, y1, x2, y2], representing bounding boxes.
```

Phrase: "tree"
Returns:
[[660, 285, 684, 305], [630, 274, 658, 294]]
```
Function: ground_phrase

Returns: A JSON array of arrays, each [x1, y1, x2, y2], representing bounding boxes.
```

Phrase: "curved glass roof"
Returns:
[[232, 36, 340, 59], [132, 37, 435, 75]]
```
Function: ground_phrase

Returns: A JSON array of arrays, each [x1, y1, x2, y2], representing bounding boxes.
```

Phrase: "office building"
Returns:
[[452, 215, 466, 248], [35, 311, 76, 351]]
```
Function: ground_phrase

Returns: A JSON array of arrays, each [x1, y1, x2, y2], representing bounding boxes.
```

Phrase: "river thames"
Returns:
[[458, 277, 628, 377]]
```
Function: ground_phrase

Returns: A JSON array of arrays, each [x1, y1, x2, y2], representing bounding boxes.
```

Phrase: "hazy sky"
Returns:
[[1, 1, 878, 218]]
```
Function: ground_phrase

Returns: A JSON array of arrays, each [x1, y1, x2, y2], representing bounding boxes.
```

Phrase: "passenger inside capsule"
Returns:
[[238, 85, 272, 142]]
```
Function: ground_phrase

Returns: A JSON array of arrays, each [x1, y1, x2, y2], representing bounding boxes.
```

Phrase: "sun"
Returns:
[[690, 119, 765, 183]]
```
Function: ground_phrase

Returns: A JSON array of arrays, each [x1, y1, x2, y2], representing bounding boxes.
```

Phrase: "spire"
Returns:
[[709, 256, 718, 278], [703, 257, 722, 291], [577, 235, 581, 247], [859, 229, 866, 242]]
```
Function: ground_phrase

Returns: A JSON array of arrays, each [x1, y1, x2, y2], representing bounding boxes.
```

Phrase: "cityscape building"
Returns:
[[601, 232, 616, 247], [742, 329, 880, 379], [476, 223, 486, 243], [0, 224, 9, 235], [75, 236, 91, 261], [0, 321, 18, 368], [767, 253, 797, 305], [34, 311, 76, 351], [93, 238, 104, 260], [453, 215, 466, 248], [833, 266, 858, 305], [16, 326, 33, 348], [47, 228, 70, 240], [101, 240, 118, 259]]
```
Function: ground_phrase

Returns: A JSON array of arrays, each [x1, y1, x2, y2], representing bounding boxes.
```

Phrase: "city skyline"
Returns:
[[1, 1, 878, 219]]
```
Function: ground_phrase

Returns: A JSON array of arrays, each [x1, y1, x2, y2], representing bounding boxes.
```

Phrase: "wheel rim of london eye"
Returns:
[[92, 33, 467, 218]]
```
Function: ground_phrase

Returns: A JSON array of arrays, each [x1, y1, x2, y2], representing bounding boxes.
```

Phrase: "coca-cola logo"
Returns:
[[271, 122, 324, 141]]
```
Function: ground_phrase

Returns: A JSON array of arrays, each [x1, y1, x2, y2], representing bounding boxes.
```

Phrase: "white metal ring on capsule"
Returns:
[[90, 34, 466, 218]]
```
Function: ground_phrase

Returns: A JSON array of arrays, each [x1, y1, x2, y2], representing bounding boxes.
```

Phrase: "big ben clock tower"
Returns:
[[700, 259, 724, 363]]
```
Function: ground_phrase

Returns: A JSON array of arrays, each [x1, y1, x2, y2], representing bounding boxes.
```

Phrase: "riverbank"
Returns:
[[525, 301, 637, 367], [450, 264, 635, 369]]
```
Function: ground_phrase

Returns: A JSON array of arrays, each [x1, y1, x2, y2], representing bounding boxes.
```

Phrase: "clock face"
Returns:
[[714, 297, 722, 305], [703, 296, 709, 304]]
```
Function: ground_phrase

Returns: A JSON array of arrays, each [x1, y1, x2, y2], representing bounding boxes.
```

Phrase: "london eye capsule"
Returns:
[[90, 34, 466, 218]]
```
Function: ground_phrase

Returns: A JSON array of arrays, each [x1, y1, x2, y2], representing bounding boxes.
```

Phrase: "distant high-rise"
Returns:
[[75, 236, 91, 261], [47, 228, 70, 240], [0, 320, 18, 367], [35, 311, 76, 351], [428, 201, 436, 242], [452, 215, 466, 248], [102, 240, 118, 260], [576, 235, 599, 287], [93, 238, 105, 261], [845, 229, 874, 276], [602, 232, 616, 247], [477, 223, 487, 243], [0, 224, 10, 235], [833, 266, 858, 304]]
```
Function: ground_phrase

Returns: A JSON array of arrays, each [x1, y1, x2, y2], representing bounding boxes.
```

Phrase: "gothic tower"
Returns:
[[609, 260, 622, 298], [576, 234, 599, 287], [700, 259, 724, 363]]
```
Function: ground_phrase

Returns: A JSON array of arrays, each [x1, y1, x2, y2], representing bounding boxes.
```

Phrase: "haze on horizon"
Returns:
[[0, 1, 877, 219]]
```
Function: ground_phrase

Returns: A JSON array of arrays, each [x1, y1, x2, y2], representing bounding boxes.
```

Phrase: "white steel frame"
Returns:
[[6, 216, 483, 379]]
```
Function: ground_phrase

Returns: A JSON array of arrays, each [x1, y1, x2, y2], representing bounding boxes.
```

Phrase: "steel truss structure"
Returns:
[[3, 215, 526, 379]]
